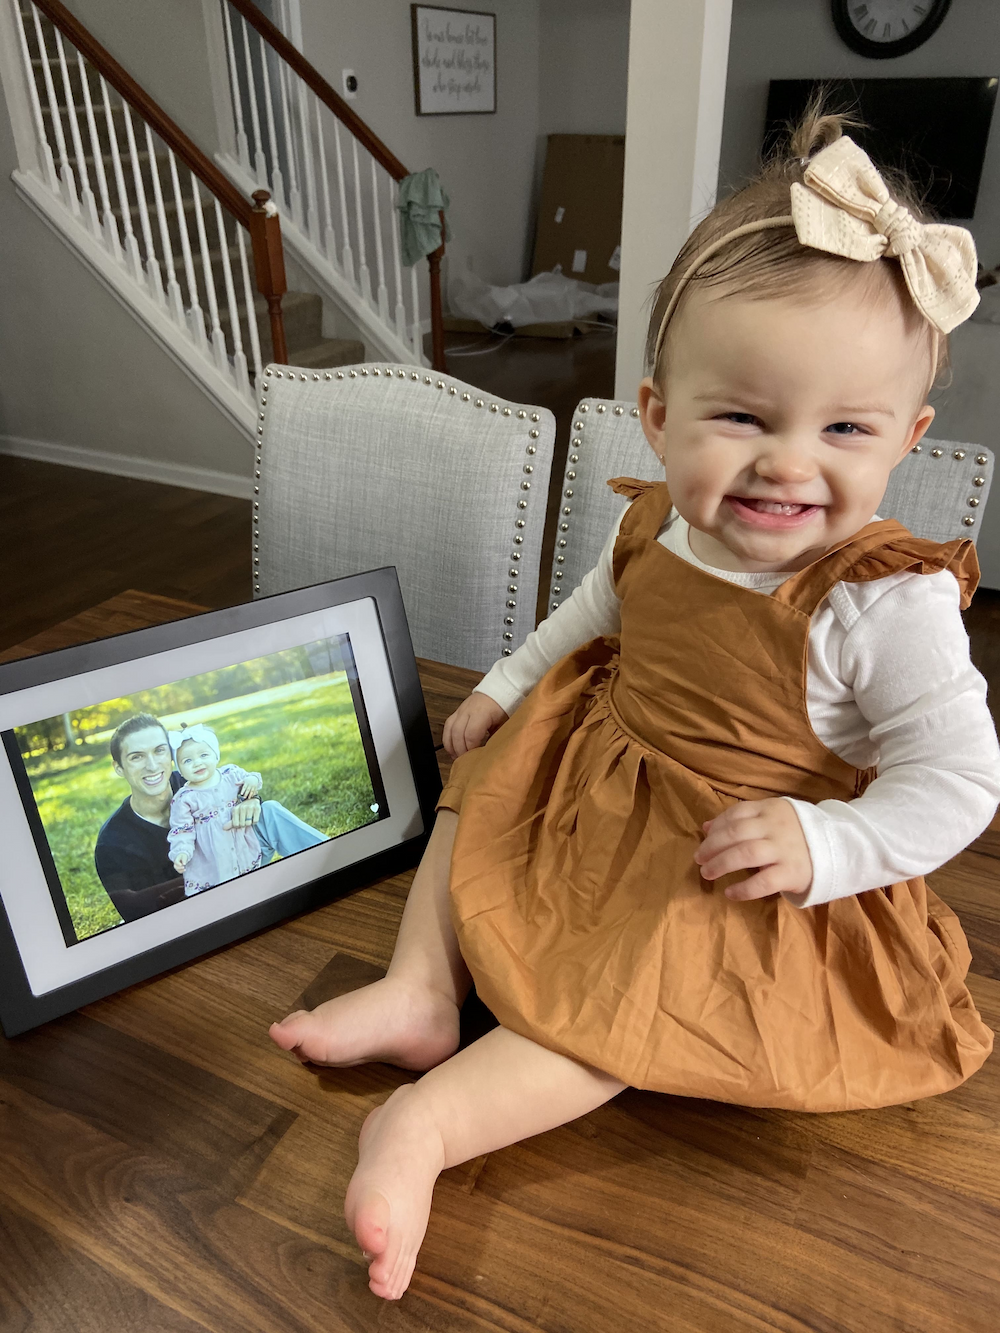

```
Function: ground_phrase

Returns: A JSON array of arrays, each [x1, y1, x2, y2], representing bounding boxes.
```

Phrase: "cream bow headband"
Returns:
[[652, 134, 979, 368], [168, 724, 220, 762]]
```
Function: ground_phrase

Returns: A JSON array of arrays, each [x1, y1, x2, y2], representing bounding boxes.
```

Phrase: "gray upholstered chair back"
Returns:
[[552, 396, 994, 614], [254, 363, 555, 671]]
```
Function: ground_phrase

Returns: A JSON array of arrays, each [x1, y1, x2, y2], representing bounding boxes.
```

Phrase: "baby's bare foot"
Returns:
[[344, 1085, 446, 1300], [268, 976, 460, 1071]]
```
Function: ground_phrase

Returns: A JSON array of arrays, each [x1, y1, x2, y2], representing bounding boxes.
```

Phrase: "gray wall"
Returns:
[[300, 0, 543, 285], [539, 0, 630, 136], [719, 0, 1000, 268]]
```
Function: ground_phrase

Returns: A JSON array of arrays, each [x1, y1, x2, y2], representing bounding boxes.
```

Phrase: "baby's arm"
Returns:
[[229, 765, 263, 800], [785, 572, 1000, 907], [168, 792, 196, 873], [445, 512, 626, 756]]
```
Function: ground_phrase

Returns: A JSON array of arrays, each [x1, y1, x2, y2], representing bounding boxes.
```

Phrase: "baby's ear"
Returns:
[[896, 402, 936, 465], [637, 377, 667, 464]]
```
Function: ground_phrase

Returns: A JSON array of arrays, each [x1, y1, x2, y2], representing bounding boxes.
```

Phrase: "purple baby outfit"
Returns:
[[168, 764, 264, 894]]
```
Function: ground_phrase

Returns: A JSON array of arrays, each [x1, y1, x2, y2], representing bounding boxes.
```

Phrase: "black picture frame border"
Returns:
[[410, 4, 497, 117], [830, 0, 952, 60], [0, 567, 441, 1038]]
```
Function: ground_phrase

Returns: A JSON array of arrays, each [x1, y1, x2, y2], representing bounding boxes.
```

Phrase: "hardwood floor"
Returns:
[[0, 454, 252, 653]]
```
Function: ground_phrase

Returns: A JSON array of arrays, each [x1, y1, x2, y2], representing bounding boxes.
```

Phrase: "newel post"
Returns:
[[427, 207, 447, 373], [249, 189, 289, 365]]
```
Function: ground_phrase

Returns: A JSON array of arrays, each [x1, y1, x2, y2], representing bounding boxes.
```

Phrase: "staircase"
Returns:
[[33, 52, 362, 374], [0, 0, 444, 444]]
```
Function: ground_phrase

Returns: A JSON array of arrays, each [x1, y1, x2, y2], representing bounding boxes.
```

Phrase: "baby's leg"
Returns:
[[269, 811, 468, 1070], [346, 1026, 625, 1300]]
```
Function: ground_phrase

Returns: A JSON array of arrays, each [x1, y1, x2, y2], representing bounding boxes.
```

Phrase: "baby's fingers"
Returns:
[[697, 837, 775, 882], [724, 866, 786, 901]]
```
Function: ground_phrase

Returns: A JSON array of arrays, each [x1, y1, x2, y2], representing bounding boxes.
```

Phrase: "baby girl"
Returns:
[[167, 725, 263, 894]]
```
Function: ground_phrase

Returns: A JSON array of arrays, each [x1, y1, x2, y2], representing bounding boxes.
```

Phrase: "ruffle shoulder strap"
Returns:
[[841, 534, 980, 609], [779, 520, 981, 613], [607, 476, 659, 501]]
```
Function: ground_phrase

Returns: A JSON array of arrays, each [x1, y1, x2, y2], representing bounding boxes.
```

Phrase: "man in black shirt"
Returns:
[[94, 713, 326, 923]]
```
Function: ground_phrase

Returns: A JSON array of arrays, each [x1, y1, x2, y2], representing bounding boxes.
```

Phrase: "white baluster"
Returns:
[[76, 50, 119, 258], [236, 224, 263, 381], [257, 36, 285, 209], [352, 136, 371, 304], [390, 179, 406, 340], [332, 118, 353, 283], [371, 159, 389, 324], [238, 14, 265, 184], [277, 59, 303, 228], [14, 3, 59, 192], [146, 124, 184, 326], [30, 6, 78, 213], [100, 76, 142, 280], [214, 198, 250, 397], [295, 80, 318, 243], [52, 28, 97, 233], [410, 264, 422, 359], [313, 97, 337, 264], [190, 176, 229, 375], [220, 0, 250, 172], [167, 149, 207, 349], [122, 101, 163, 305]]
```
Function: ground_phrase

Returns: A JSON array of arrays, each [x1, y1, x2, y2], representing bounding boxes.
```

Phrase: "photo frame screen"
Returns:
[[5, 633, 387, 948]]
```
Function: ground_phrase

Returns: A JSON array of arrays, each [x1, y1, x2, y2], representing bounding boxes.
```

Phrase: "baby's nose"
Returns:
[[754, 441, 815, 481]]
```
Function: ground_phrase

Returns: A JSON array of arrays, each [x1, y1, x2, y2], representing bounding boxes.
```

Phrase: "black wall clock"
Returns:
[[832, 1, 952, 59]]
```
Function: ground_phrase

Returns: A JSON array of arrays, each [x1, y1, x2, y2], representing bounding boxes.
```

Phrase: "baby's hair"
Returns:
[[645, 97, 945, 388], [110, 713, 168, 767]]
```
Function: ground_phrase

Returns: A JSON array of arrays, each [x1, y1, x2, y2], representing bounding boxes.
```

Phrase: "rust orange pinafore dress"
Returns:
[[439, 480, 993, 1112]]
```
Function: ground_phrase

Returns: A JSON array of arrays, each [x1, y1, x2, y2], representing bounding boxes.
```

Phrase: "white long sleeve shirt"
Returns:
[[474, 505, 1000, 908]]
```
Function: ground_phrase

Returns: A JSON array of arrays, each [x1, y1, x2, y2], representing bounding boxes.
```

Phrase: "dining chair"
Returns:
[[549, 397, 995, 613], [253, 363, 555, 672]]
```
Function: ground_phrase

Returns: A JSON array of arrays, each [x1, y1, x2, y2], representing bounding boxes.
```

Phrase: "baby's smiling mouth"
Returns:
[[733, 497, 817, 515]]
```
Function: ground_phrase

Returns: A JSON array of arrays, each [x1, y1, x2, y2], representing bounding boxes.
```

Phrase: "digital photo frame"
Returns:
[[0, 569, 441, 1037]]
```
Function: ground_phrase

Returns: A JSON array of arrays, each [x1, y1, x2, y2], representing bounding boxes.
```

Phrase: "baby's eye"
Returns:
[[826, 421, 867, 436], [717, 412, 760, 427]]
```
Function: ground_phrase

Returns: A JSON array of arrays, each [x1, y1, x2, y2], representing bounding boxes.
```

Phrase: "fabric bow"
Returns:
[[790, 136, 979, 333], [168, 724, 220, 761]]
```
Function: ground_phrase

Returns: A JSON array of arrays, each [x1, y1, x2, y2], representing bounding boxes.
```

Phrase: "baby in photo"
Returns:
[[167, 724, 264, 895]]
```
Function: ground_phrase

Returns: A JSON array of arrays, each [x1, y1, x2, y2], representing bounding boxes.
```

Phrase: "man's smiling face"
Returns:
[[113, 725, 174, 800]]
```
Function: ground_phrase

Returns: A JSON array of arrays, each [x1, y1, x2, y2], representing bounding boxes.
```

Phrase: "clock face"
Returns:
[[847, 1, 935, 45], [832, 0, 952, 57]]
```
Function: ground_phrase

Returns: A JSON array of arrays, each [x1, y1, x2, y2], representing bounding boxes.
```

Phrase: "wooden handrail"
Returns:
[[225, 0, 409, 183], [29, 0, 289, 366]]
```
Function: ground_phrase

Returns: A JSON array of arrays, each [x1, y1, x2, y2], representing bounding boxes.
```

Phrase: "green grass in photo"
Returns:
[[21, 673, 377, 942]]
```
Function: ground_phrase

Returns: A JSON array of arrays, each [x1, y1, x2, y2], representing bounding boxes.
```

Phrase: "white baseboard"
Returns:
[[0, 433, 254, 500]]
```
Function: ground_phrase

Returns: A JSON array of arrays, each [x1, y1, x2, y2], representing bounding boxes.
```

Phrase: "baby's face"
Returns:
[[639, 282, 936, 573], [176, 741, 219, 787]]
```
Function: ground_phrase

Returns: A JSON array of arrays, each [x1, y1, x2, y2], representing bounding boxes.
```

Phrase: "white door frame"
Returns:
[[615, 0, 733, 398]]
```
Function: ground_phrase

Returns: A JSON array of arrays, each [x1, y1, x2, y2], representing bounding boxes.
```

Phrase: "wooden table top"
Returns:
[[1, 591, 998, 1333]]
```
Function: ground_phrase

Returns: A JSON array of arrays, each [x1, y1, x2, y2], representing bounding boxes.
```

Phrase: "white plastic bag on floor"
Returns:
[[449, 270, 618, 329]]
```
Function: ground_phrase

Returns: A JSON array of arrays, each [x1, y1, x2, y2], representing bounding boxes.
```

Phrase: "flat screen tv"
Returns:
[[764, 78, 998, 219]]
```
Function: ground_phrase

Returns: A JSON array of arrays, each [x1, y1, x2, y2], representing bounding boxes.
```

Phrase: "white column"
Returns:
[[614, 0, 732, 399]]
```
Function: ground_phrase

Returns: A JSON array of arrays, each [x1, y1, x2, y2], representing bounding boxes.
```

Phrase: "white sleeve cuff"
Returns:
[[473, 670, 526, 717]]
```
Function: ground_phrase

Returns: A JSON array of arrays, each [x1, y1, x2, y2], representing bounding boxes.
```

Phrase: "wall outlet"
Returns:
[[342, 69, 358, 101]]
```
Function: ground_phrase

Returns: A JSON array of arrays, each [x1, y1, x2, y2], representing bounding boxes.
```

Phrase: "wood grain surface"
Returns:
[[1, 591, 997, 1333]]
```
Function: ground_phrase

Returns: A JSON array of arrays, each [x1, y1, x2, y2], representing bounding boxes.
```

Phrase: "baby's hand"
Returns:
[[239, 780, 260, 799], [694, 798, 812, 901], [173, 853, 190, 873], [443, 692, 509, 758]]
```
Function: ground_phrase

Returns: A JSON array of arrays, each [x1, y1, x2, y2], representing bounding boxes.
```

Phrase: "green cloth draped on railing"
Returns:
[[397, 168, 450, 267]]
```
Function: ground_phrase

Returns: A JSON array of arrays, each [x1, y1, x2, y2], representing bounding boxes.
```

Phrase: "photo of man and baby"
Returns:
[[11, 634, 386, 945]]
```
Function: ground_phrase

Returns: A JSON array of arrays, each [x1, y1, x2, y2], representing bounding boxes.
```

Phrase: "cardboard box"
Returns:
[[531, 135, 625, 287]]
